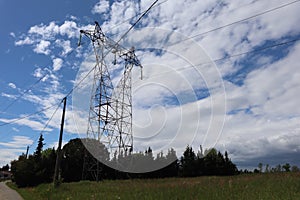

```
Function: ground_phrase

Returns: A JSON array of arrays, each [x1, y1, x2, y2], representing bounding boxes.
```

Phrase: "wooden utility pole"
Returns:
[[53, 97, 67, 187]]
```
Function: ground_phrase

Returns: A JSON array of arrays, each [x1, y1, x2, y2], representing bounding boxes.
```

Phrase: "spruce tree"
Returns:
[[34, 134, 45, 160]]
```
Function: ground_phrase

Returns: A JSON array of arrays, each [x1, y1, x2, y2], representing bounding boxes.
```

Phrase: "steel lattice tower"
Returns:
[[79, 22, 142, 158]]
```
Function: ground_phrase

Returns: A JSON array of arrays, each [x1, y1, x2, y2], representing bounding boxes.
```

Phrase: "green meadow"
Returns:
[[8, 173, 300, 200]]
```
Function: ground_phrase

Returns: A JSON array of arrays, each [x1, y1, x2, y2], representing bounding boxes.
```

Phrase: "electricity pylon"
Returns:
[[79, 21, 142, 160]]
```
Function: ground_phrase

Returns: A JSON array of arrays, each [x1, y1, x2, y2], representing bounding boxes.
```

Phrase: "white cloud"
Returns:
[[237, 42, 300, 118], [0, 136, 34, 167], [0, 136, 33, 148], [33, 40, 51, 55], [33, 68, 43, 78], [1, 92, 17, 99], [87, 0, 300, 167], [10, 32, 16, 38], [27, 20, 80, 39], [100, 0, 140, 35], [92, 0, 110, 14], [69, 15, 78, 21], [0, 117, 52, 131], [12, 127, 20, 132], [59, 21, 79, 38], [8, 83, 16, 89], [215, 42, 300, 166], [218, 116, 300, 166], [55, 39, 72, 56], [28, 21, 59, 39], [52, 58, 63, 71], [73, 27, 226, 158], [15, 37, 34, 46], [23, 93, 43, 104], [9, 0, 300, 168], [0, 148, 25, 167], [14, 20, 82, 59]]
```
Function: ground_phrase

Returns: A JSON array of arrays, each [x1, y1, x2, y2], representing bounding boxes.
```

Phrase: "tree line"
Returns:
[[0, 164, 9, 171], [11, 135, 238, 187], [241, 162, 300, 174]]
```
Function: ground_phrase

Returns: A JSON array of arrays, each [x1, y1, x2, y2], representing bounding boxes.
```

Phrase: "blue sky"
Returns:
[[0, 0, 300, 170]]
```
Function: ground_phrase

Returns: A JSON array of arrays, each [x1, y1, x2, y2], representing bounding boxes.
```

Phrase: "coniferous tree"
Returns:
[[180, 145, 197, 177], [34, 134, 45, 160], [223, 151, 238, 175], [203, 148, 218, 175], [282, 163, 291, 172], [165, 148, 178, 177]]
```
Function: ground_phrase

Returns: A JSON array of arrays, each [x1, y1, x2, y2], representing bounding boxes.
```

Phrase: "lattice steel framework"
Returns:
[[79, 22, 142, 158]]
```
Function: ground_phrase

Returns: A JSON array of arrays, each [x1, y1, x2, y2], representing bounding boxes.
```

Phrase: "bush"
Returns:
[[10, 148, 56, 187]]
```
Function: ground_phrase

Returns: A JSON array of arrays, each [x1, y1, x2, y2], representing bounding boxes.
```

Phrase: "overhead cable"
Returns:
[[0, 101, 61, 127], [146, 37, 300, 79], [165, 0, 300, 48]]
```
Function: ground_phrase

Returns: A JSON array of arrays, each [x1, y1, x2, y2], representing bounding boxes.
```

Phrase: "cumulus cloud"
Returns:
[[33, 68, 44, 78], [55, 39, 72, 56], [73, 25, 226, 158], [33, 40, 51, 55], [8, 83, 17, 89], [10, 32, 16, 38], [92, 0, 110, 14], [29, 21, 60, 39], [59, 21, 79, 38], [216, 42, 300, 167], [85, 0, 300, 167], [14, 20, 82, 59], [10, 0, 300, 168], [15, 37, 34, 46], [52, 58, 63, 71]]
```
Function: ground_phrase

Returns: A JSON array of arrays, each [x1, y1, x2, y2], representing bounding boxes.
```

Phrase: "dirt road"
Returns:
[[0, 181, 23, 200]]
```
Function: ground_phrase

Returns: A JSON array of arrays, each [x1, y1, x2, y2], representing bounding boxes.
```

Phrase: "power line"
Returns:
[[165, 0, 300, 48], [116, 0, 159, 44], [73, 1, 300, 100], [109, 0, 252, 37], [39, 100, 63, 135], [74, 0, 279, 89], [28, 100, 63, 149], [5, 0, 261, 110], [0, 1, 159, 127], [0, 103, 60, 127], [1, 74, 48, 113], [213, 37, 300, 62], [65, 64, 95, 98], [3, 1, 297, 127], [109, 0, 168, 33], [71, 1, 159, 98], [1, 47, 78, 114], [144, 37, 300, 79]]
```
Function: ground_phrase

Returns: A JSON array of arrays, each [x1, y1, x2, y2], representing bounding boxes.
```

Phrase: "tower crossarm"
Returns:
[[79, 21, 143, 79]]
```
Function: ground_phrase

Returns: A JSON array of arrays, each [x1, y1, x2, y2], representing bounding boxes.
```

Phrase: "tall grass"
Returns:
[[8, 173, 300, 200]]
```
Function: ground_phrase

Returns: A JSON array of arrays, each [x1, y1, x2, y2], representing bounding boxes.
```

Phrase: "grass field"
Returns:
[[8, 173, 300, 200]]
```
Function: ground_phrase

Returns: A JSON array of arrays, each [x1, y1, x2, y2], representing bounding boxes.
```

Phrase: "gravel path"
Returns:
[[0, 181, 23, 200]]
